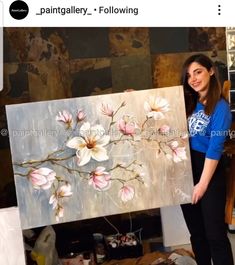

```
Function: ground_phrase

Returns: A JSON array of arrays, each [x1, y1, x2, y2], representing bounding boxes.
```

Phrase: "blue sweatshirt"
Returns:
[[188, 98, 232, 160]]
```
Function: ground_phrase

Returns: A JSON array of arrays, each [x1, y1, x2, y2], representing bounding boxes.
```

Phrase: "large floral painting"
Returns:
[[6, 86, 193, 229]]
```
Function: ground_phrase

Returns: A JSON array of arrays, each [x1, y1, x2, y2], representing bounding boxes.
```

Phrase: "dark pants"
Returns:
[[181, 149, 234, 265]]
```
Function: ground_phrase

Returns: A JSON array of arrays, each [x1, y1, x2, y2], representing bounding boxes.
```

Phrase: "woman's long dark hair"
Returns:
[[181, 53, 223, 116]]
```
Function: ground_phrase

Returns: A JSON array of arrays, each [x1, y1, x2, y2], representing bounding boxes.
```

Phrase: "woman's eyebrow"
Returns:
[[193, 68, 203, 72], [187, 68, 203, 75]]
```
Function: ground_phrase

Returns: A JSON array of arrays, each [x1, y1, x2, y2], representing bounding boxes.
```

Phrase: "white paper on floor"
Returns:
[[0, 207, 26, 265]]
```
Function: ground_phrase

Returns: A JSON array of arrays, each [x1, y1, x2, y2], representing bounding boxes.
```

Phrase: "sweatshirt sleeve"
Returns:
[[206, 99, 232, 160]]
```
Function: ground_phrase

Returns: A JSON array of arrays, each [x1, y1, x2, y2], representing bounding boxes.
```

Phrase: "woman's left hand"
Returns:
[[192, 182, 208, 204], [191, 158, 219, 204]]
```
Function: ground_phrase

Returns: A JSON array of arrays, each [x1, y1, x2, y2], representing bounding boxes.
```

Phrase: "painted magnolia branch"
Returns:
[[13, 153, 75, 167]]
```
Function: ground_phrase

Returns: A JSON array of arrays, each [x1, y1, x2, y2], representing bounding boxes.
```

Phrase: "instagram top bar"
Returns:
[[2, 0, 235, 27]]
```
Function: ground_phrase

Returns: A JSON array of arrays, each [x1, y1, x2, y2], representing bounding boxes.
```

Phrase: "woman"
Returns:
[[181, 53, 234, 265]]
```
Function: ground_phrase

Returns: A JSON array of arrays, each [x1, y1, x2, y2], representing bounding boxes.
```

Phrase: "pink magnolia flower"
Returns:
[[158, 124, 170, 134], [56, 110, 73, 128], [144, 96, 170, 120], [119, 185, 135, 202], [181, 133, 188, 140], [118, 115, 137, 136], [49, 183, 73, 209], [88, 166, 111, 191], [77, 110, 86, 122], [100, 103, 114, 117], [170, 141, 187, 163], [66, 122, 110, 166], [28, 167, 56, 190]]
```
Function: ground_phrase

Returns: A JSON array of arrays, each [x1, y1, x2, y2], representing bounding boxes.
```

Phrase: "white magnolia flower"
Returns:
[[166, 153, 173, 160], [57, 183, 73, 197], [144, 96, 170, 120], [29, 167, 56, 190], [55, 205, 64, 222], [118, 185, 135, 202], [170, 141, 178, 149], [49, 183, 73, 209], [66, 122, 110, 166], [49, 194, 58, 210]]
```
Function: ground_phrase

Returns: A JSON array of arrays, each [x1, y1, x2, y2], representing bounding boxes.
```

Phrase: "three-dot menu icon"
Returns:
[[218, 4, 221, 15]]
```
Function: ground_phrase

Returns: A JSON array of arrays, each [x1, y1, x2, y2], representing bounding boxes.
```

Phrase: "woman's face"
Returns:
[[187, 62, 214, 96]]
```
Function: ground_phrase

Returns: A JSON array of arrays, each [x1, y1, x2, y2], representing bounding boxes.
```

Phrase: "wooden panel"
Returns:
[[111, 55, 152, 92], [109, 28, 150, 57], [149, 28, 189, 54], [70, 58, 112, 97], [66, 28, 110, 59], [4, 28, 69, 63], [189, 28, 226, 52], [28, 61, 72, 101]]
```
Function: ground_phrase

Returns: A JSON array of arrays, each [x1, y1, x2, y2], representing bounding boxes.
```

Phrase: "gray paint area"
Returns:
[[6, 86, 193, 229]]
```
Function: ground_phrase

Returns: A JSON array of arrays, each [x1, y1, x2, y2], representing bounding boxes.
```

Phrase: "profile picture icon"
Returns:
[[9, 0, 29, 20]]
